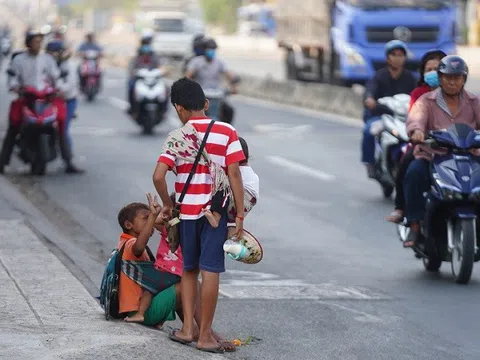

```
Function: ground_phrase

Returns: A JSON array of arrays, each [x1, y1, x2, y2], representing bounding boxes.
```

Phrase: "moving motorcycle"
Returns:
[[369, 94, 410, 198], [203, 77, 240, 124], [79, 49, 101, 102], [1, 35, 11, 57], [16, 86, 60, 175], [133, 68, 169, 134], [397, 123, 480, 284]]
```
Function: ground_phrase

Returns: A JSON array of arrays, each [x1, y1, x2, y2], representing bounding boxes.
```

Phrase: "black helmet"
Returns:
[[193, 34, 205, 49], [438, 55, 468, 80], [202, 37, 217, 50], [25, 30, 44, 47]]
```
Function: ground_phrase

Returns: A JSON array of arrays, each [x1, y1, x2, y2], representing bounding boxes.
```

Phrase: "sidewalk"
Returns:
[[0, 177, 222, 360]]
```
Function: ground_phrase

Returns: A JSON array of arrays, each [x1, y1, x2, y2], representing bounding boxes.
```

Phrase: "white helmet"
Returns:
[[141, 29, 153, 40]]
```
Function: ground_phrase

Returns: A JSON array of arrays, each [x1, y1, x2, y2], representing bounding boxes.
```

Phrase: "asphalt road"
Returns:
[[2, 64, 480, 360]]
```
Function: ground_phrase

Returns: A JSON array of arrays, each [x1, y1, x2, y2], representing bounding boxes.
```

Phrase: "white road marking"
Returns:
[[266, 155, 336, 182], [108, 96, 129, 110], [219, 284, 389, 300], [252, 123, 314, 139]]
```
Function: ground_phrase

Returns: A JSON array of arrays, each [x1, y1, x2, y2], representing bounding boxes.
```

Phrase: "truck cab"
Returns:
[[276, 0, 457, 86], [151, 11, 204, 61], [331, 0, 457, 85]]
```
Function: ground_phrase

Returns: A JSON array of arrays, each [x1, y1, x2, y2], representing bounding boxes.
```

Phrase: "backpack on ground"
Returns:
[[99, 243, 126, 320]]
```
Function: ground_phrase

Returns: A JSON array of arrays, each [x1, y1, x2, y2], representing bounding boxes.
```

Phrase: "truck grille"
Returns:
[[366, 26, 439, 43], [372, 60, 421, 73]]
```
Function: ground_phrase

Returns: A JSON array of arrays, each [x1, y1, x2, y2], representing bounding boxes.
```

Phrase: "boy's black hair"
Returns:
[[170, 77, 206, 111], [239, 137, 249, 165], [118, 202, 149, 233]]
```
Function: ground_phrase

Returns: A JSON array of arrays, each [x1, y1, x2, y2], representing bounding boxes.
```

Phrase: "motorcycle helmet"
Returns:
[[384, 40, 408, 57], [192, 34, 205, 55], [141, 29, 153, 45], [25, 29, 44, 47], [55, 25, 67, 35], [202, 37, 218, 50], [437, 55, 468, 81]]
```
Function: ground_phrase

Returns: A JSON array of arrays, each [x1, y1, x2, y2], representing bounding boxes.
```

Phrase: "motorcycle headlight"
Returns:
[[434, 177, 463, 201]]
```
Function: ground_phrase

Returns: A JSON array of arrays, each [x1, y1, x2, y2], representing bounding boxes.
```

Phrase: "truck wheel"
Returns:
[[285, 50, 300, 81]]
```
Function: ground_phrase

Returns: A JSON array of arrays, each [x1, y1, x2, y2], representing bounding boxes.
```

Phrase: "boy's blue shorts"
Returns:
[[180, 214, 227, 273]]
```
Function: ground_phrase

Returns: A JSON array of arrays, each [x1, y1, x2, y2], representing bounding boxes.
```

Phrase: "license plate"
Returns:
[[145, 103, 157, 110]]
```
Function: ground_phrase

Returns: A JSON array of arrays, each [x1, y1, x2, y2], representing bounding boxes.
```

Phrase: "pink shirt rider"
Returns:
[[407, 88, 480, 161]]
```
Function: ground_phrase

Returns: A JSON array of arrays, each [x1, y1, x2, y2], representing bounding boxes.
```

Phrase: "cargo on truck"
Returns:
[[275, 0, 458, 86]]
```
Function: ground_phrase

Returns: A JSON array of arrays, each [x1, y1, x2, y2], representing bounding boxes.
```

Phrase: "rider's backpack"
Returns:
[[99, 243, 126, 320]]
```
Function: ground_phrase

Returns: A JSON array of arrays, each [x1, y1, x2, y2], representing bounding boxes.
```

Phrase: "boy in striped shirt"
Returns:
[[153, 78, 245, 354]]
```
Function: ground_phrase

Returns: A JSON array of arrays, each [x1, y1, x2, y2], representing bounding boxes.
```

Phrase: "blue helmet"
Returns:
[[46, 40, 64, 53], [385, 40, 408, 57]]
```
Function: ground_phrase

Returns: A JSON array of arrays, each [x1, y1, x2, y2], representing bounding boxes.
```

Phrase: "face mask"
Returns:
[[424, 70, 439, 88], [205, 49, 216, 60]]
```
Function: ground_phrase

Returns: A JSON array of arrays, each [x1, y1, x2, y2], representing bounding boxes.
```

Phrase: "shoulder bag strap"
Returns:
[[178, 120, 215, 204]]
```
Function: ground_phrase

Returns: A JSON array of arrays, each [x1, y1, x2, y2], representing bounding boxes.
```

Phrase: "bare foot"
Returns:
[[169, 329, 194, 344], [386, 209, 404, 224], [202, 209, 219, 228], [196, 333, 221, 352], [124, 313, 145, 323], [194, 330, 236, 352]]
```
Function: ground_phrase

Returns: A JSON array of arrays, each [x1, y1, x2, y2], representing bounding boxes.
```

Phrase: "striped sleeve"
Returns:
[[225, 128, 245, 166], [157, 150, 176, 169]]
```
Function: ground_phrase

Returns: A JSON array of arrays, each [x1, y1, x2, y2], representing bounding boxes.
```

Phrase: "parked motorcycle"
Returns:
[[369, 94, 410, 198], [397, 123, 480, 284], [16, 86, 60, 175], [133, 67, 169, 135], [79, 49, 101, 102]]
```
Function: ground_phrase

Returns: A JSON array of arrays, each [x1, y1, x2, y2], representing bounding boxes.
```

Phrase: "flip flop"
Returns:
[[196, 345, 225, 354], [169, 330, 192, 345]]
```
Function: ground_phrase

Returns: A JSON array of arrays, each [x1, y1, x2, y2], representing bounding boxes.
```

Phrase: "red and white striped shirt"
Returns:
[[158, 117, 245, 220]]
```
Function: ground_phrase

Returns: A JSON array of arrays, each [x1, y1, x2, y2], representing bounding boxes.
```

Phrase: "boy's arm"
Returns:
[[153, 162, 174, 218], [132, 213, 156, 257]]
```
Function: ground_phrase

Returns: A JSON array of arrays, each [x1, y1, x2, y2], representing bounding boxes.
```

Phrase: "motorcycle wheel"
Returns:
[[142, 111, 156, 135], [423, 254, 442, 272], [451, 219, 475, 284], [31, 159, 46, 176], [87, 88, 95, 102], [382, 184, 394, 198]]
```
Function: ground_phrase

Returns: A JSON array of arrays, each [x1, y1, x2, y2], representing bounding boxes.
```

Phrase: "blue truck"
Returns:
[[275, 0, 458, 86]]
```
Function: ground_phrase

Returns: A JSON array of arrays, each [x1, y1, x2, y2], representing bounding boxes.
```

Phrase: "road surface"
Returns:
[[1, 64, 480, 360]]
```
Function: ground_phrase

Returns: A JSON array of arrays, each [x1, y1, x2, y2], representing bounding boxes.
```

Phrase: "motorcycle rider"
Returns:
[[126, 43, 166, 115], [182, 34, 205, 73], [0, 30, 62, 173], [77, 32, 103, 90], [46, 40, 84, 174], [362, 40, 416, 178], [403, 56, 480, 248], [386, 49, 446, 224], [185, 37, 239, 122]]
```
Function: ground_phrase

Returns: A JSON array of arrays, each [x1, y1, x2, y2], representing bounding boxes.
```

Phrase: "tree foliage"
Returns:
[[201, 0, 239, 33]]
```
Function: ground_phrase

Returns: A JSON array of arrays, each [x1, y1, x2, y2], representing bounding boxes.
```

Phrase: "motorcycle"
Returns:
[[203, 77, 240, 124], [133, 68, 169, 134], [204, 88, 235, 124], [80, 49, 101, 102], [1, 36, 11, 57], [397, 123, 480, 284], [369, 94, 410, 198], [16, 86, 60, 175]]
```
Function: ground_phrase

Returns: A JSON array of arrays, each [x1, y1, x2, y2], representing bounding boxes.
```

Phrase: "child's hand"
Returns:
[[154, 213, 165, 231], [146, 193, 161, 217]]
